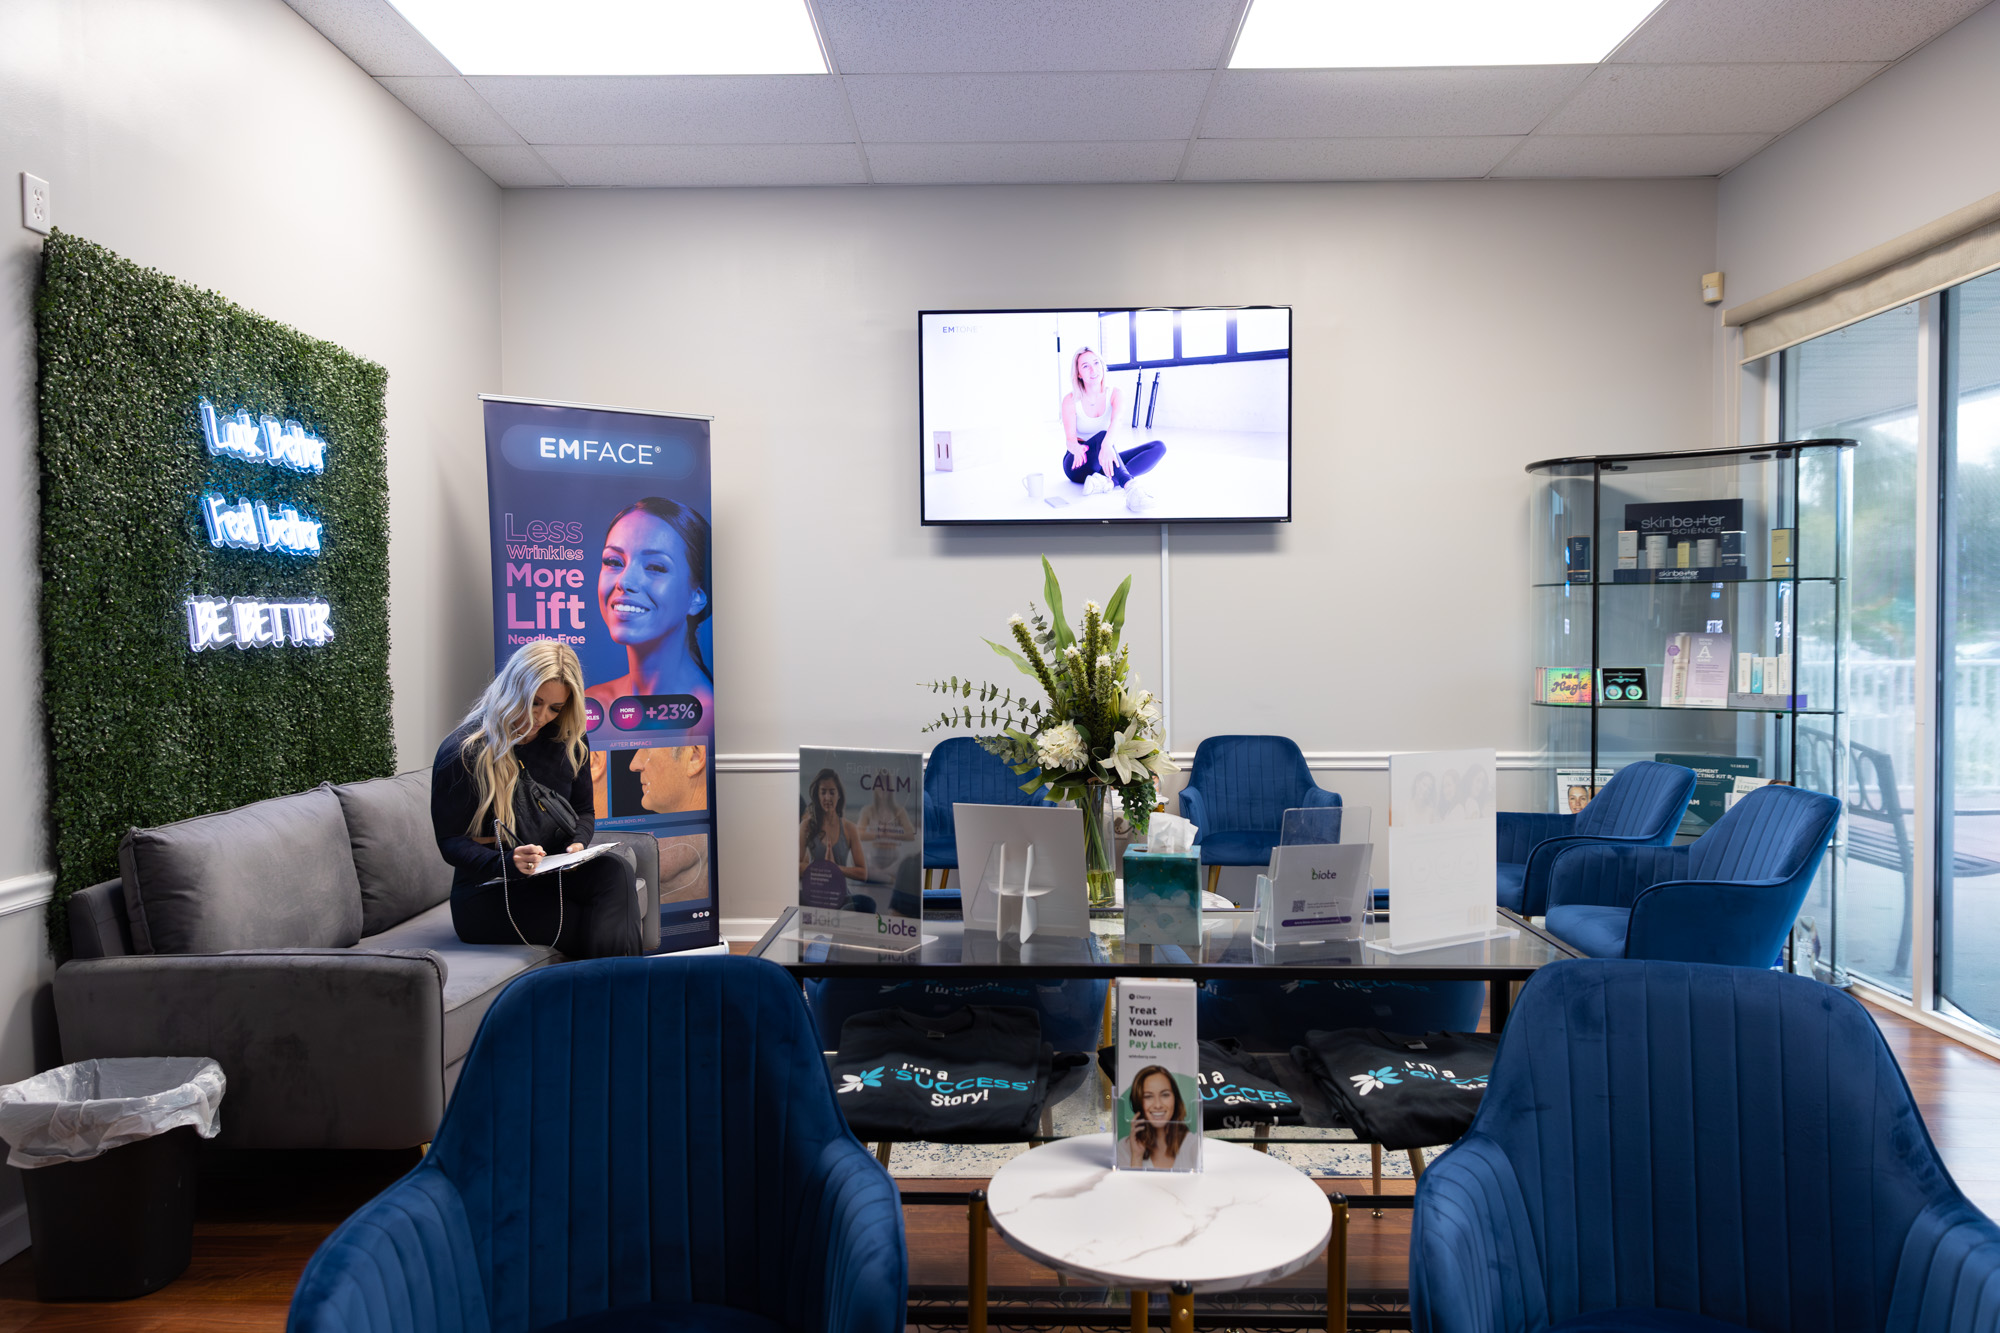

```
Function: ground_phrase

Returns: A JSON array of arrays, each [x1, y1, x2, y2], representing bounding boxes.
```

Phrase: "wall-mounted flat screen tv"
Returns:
[[920, 306, 1292, 525]]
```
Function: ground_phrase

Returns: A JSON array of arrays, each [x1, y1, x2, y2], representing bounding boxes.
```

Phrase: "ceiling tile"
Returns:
[[457, 145, 566, 187], [845, 72, 1212, 143], [1202, 66, 1592, 139], [468, 75, 853, 145], [283, 0, 456, 76], [377, 77, 521, 144], [1613, 0, 1991, 63], [535, 143, 869, 187], [1540, 63, 1885, 136], [1493, 133, 1774, 178], [813, 0, 1244, 73], [1182, 136, 1523, 181], [865, 140, 1188, 184]]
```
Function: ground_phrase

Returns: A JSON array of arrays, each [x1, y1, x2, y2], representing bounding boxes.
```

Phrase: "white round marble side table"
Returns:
[[982, 1133, 1340, 1333]]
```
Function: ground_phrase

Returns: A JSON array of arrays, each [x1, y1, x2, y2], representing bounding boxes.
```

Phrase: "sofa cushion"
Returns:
[[360, 902, 555, 1069], [332, 769, 455, 935], [118, 786, 363, 955]]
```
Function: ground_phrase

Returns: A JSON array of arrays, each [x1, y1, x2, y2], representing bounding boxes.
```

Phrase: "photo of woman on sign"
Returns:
[[584, 497, 713, 722], [1123, 1065, 1196, 1170]]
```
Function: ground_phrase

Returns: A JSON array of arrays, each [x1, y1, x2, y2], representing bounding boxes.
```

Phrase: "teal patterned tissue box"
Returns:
[[1124, 848, 1201, 946]]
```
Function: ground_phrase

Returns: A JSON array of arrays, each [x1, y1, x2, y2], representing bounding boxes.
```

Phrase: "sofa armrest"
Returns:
[[590, 830, 661, 952], [1410, 1134, 1547, 1333], [795, 1138, 908, 1333], [1626, 875, 1798, 966], [1495, 811, 1574, 866], [56, 950, 446, 1150], [1545, 844, 1691, 911], [66, 878, 133, 958], [289, 1165, 490, 1333], [1300, 786, 1340, 809], [1178, 784, 1210, 837]]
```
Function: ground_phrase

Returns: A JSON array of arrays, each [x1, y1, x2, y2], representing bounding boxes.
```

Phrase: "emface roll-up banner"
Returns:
[[481, 396, 719, 953]]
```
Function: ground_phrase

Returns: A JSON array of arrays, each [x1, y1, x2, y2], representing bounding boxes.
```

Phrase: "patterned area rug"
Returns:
[[879, 1139, 1443, 1178]]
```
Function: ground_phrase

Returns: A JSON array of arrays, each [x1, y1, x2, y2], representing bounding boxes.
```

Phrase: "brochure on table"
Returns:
[[796, 746, 924, 951], [1380, 749, 1513, 953], [1253, 805, 1375, 948], [957, 803, 1089, 940], [1112, 978, 1202, 1173]]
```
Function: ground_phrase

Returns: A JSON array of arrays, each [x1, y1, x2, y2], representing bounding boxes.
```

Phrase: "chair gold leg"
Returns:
[[924, 867, 932, 894], [874, 1141, 892, 1166], [1371, 1143, 1383, 1218], [1206, 865, 1220, 895], [939, 867, 950, 893], [1254, 1121, 1270, 1154], [1169, 1282, 1194, 1333], [1407, 1148, 1426, 1180], [1131, 1288, 1149, 1333], [1326, 1194, 1349, 1333], [969, 1189, 989, 1333]]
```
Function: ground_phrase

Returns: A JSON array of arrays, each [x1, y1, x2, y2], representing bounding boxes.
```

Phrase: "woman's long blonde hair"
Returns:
[[457, 641, 589, 838]]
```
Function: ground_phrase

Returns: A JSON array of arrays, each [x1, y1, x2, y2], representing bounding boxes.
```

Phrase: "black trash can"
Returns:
[[21, 1124, 200, 1301], [0, 1056, 225, 1303]]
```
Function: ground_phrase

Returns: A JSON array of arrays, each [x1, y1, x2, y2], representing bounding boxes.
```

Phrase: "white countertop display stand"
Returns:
[[974, 1132, 1345, 1333]]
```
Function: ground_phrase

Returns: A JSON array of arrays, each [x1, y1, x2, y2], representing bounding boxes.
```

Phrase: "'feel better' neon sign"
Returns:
[[187, 399, 335, 651]]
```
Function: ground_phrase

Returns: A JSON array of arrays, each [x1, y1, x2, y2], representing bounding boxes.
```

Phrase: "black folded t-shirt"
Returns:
[[828, 1005, 1053, 1144], [1292, 1029, 1498, 1150]]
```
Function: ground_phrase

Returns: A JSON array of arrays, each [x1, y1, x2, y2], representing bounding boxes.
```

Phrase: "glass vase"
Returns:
[[1083, 784, 1116, 909]]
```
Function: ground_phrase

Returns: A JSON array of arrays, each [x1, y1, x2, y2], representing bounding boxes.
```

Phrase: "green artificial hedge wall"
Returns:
[[37, 231, 395, 952]]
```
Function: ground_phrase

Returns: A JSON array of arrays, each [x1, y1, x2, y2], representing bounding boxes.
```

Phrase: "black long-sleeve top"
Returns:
[[431, 721, 597, 890]]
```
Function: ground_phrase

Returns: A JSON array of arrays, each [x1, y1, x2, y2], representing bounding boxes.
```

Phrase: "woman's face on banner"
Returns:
[[1138, 1071, 1175, 1125], [600, 511, 701, 647]]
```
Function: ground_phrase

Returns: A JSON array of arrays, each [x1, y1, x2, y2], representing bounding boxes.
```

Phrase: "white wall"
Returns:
[[0, 0, 500, 1254], [1719, 0, 2000, 305], [498, 180, 1720, 926]]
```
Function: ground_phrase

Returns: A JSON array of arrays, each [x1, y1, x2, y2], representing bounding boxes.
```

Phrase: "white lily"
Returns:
[[1107, 723, 1158, 784]]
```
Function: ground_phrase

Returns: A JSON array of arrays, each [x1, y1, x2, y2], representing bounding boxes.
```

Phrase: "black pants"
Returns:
[[1063, 431, 1165, 487], [452, 845, 642, 958]]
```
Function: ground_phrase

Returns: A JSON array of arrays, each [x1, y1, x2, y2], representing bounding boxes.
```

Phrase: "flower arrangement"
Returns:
[[924, 558, 1176, 904]]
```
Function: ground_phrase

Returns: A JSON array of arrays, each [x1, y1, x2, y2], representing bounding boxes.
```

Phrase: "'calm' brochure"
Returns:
[[797, 746, 923, 948]]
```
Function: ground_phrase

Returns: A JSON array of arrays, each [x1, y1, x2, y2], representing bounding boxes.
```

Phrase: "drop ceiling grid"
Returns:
[[280, 0, 1994, 187]]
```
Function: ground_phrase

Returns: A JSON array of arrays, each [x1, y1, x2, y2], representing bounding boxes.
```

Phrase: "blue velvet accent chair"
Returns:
[[1410, 958, 2000, 1333], [921, 737, 1053, 911], [1178, 736, 1338, 895], [1496, 761, 1697, 918], [288, 957, 907, 1333], [1543, 783, 1842, 966]]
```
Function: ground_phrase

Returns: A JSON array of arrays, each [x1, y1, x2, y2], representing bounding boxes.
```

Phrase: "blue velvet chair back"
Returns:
[[922, 737, 1052, 870], [1411, 959, 2000, 1333], [1573, 761, 1699, 839], [1688, 781, 1843, 882], [289, 957, 907, 1333], [1186, 736, 1318, 834]]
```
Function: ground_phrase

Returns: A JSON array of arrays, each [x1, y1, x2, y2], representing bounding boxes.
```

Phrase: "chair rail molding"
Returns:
[[0, 871, 55, 920], [716, 751, 1542, 774]]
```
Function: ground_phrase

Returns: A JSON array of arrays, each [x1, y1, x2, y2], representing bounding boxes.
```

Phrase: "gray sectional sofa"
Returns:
[[54, 768, 660, 1150]]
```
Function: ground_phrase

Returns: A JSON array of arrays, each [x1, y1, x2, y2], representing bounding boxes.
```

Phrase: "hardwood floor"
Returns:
[[1, 996, 1992, 1331]]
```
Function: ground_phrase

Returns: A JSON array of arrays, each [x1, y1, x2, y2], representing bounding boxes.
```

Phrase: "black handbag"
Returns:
[[504, 759, 579, 851]]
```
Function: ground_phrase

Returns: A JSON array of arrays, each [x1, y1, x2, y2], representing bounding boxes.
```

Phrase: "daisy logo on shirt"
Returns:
[[838, 1067, 885, 1094], [1350, 1066, 1403, 1097]]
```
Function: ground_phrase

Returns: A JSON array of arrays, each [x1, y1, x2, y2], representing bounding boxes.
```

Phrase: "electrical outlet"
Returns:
[[21, 173, 50, 235]]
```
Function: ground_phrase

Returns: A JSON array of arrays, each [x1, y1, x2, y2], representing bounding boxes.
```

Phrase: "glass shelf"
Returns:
[[1531, 701, 1839, 716], [1531, 576, 1840, 589]]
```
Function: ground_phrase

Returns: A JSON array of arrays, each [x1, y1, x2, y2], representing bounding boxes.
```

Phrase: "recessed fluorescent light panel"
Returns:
[[1230, 0, 1661, 68], [387, 0, 828, 76]]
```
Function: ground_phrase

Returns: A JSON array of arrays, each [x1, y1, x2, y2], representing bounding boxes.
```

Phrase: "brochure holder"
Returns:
[[956, 804, 1089, 939], [967, 841, 1050, 943], [1255, 806, 1375, 947]]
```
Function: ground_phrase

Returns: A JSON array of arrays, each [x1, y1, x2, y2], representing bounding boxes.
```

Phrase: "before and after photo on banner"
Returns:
[[482, 396, 718, 951]]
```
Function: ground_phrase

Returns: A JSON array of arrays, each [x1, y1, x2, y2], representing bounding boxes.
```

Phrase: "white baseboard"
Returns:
[[0, 1201, 28, 1264], [0, 872, 54, 921], [1850, 979, 2000, 1061]]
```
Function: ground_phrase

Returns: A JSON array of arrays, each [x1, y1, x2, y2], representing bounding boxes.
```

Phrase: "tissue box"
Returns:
[[1123, 848, 1201, 947]]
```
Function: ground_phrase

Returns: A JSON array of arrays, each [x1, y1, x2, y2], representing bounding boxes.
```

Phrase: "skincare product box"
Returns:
[[1720, 530, 1746, 568], [1694, 537, 1718, 567], [1565, 536, 1592, 583], [1114, 978, 1201, 1172], [1123, 847, 1201, 947], [1644, 534, 1668, 569], [1771, 527, 1796, 575], [1737, 652, 1754, 693], [1600, 667, 1647, 703], [1617, 530, 1639, 563], [1539, 667, 1593, 705]]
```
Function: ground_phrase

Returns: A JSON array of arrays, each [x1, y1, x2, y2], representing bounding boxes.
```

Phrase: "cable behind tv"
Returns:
[[1145, 372, 1160, 429]]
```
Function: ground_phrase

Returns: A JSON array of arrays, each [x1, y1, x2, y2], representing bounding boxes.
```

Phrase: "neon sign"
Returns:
[[199, 494, 323, 556], [185, 596, 334, 651], [199, 399, 327, 474]]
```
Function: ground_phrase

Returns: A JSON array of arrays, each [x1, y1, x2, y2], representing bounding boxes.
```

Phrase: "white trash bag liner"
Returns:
[[0, 1058, 225, 1168]]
